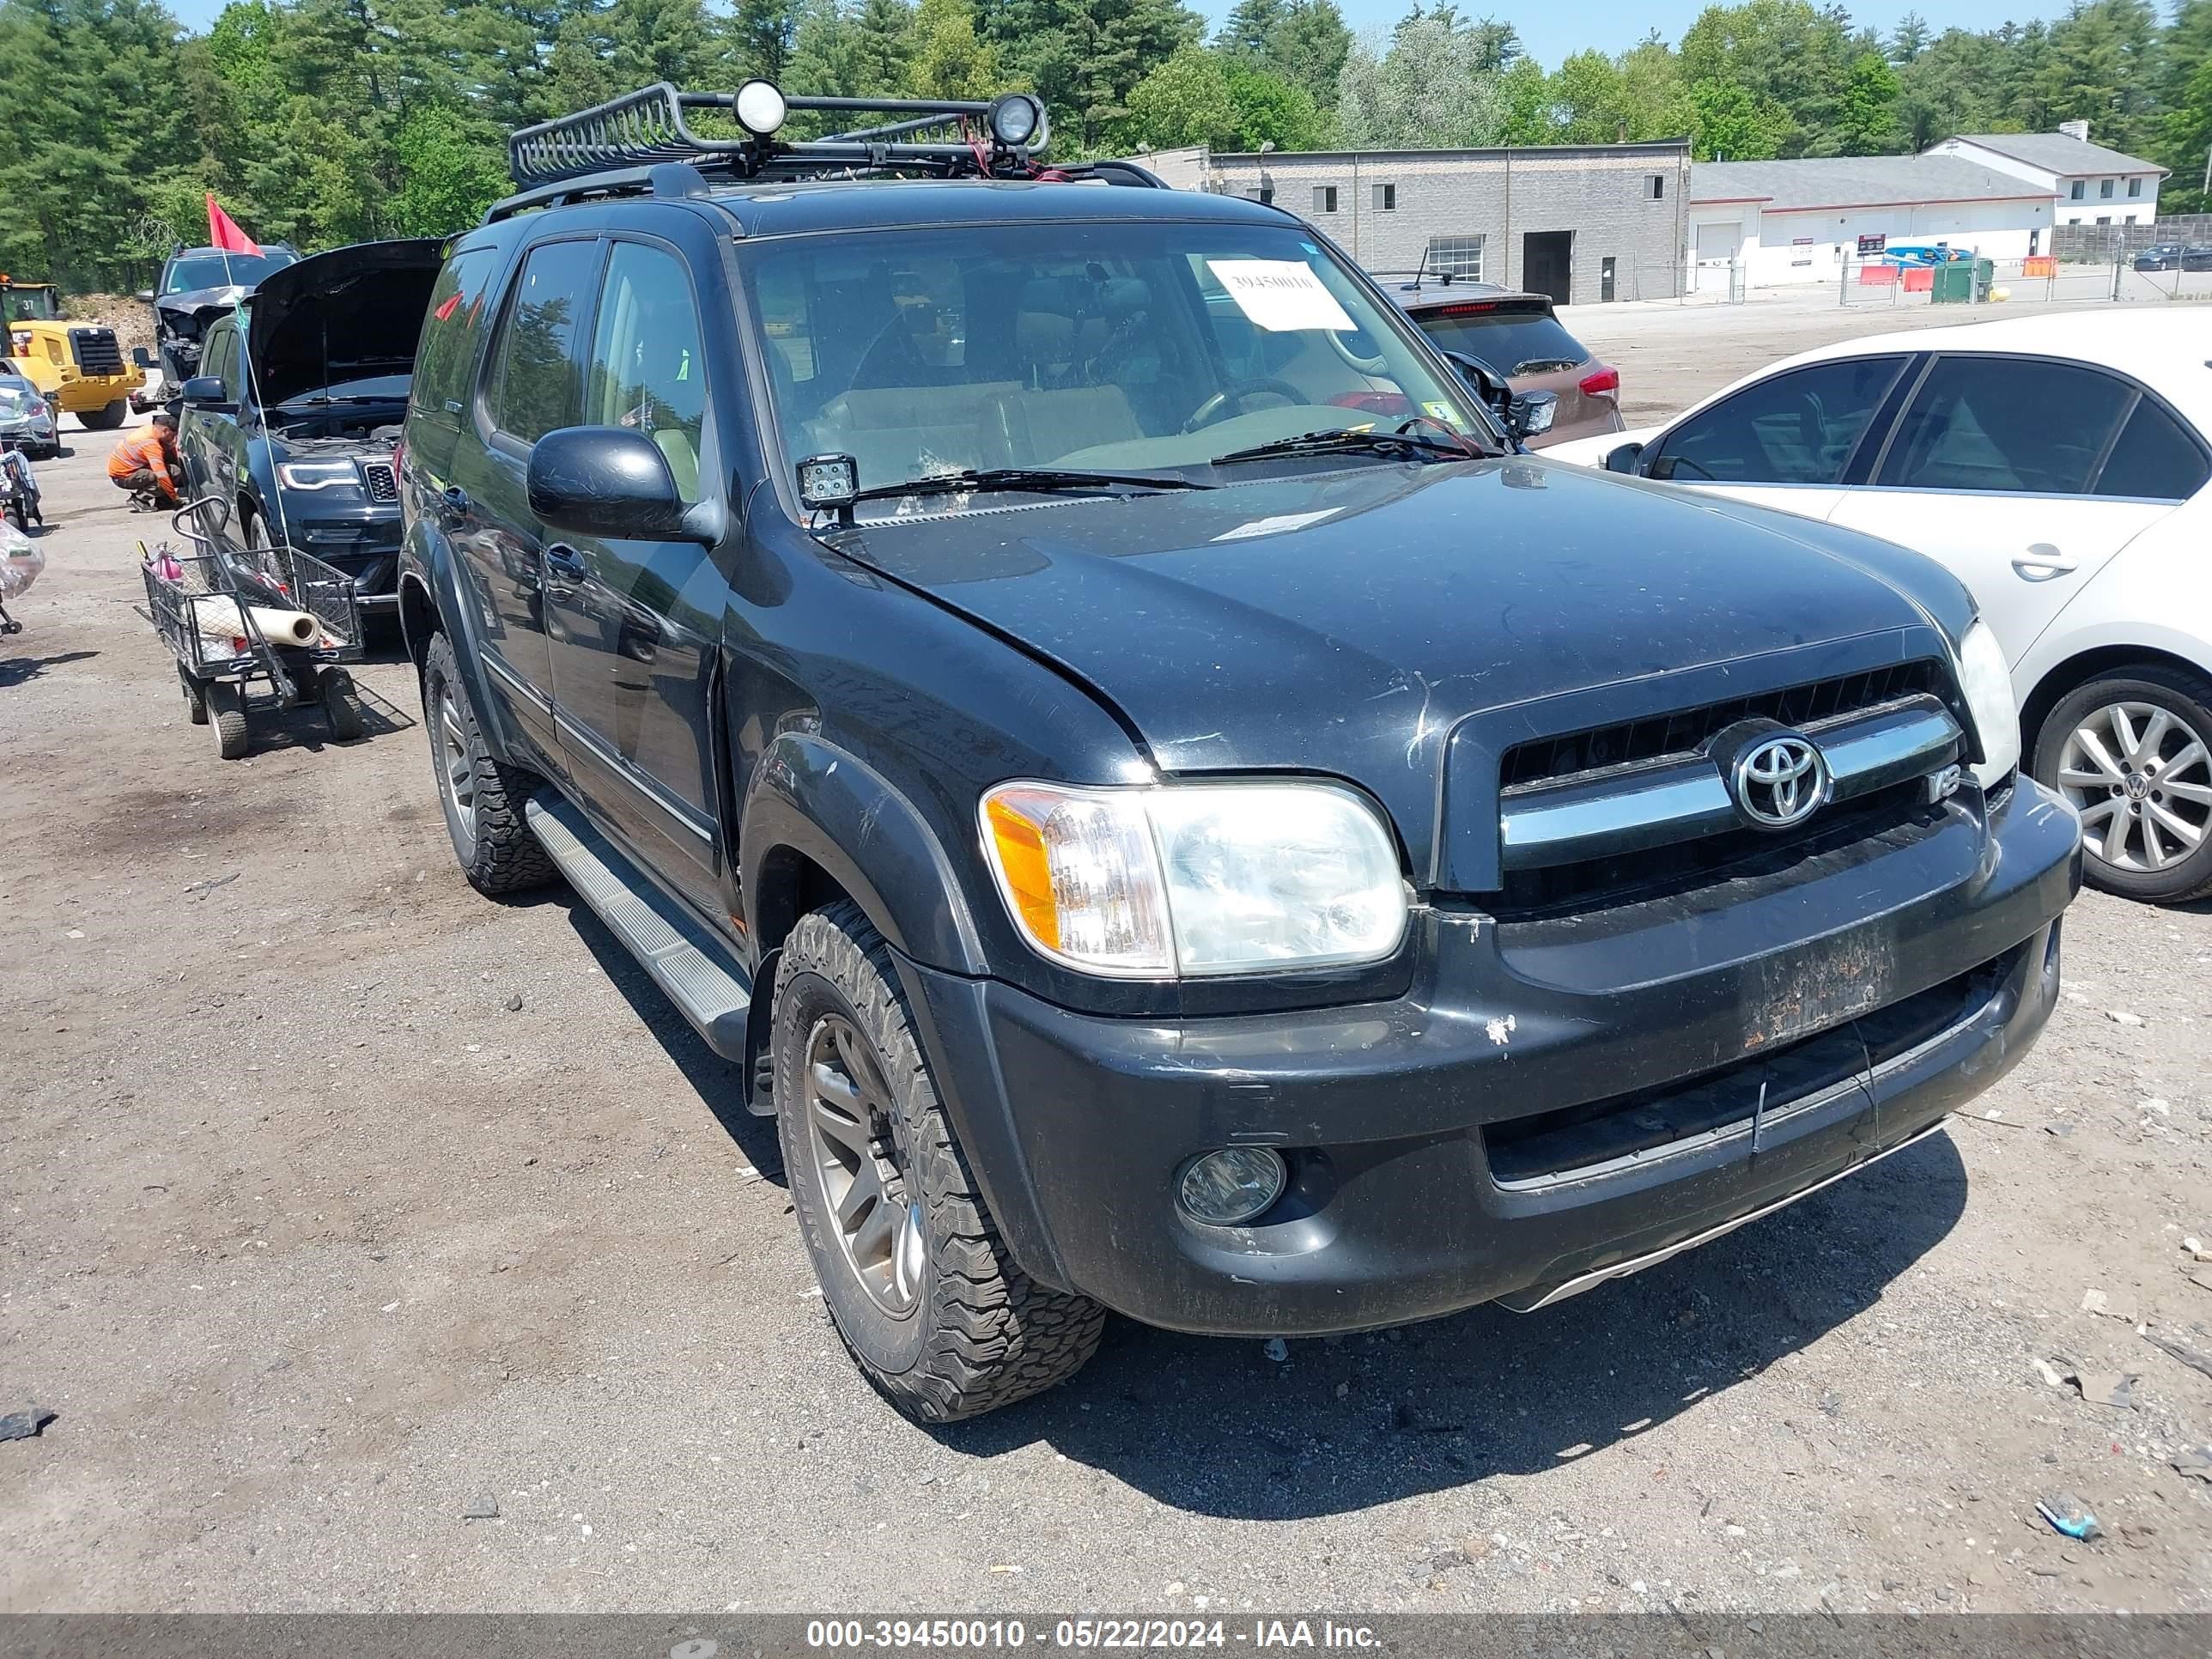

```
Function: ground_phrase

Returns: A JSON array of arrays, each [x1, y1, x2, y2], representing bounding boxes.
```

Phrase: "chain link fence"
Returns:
[[1837, 252, 2212, 309]]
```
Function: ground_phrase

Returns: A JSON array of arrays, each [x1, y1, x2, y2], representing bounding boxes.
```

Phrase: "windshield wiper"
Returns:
[[1212, 423, 1486, 469], [848, 466, 1214, 505]]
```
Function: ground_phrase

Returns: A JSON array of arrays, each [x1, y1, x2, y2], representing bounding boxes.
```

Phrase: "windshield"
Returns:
[[1409, 305, 1591, 377], [742, 218, 1486, 512], [164, 251, 296, 294]]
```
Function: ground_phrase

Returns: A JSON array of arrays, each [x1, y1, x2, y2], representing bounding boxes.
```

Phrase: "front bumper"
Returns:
[[901, 777, 2081, 1335]]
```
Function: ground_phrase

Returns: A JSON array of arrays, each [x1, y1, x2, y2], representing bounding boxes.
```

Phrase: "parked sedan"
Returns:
[[1544, 311, 2212, 902], [2185, 246, 2212, 273], [0, 363, 58, 457], [175, 238, 441, 617], [2134, 244, 2186, 272], [1382, 279, 1623, 448]]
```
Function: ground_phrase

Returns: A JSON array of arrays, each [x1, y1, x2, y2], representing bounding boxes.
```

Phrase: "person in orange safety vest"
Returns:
[[107, 412, 180, 507]]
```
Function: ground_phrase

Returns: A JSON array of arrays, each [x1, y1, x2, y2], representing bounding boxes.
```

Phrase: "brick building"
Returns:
[[1144, 141, 1692, 305]]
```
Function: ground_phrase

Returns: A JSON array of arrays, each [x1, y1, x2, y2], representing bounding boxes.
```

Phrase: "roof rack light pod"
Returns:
[[988, 94, 1048, 154], [734, 79, 787, 137]]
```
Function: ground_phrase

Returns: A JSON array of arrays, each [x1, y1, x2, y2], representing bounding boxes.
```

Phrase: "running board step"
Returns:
[[526, 791, 752, 1062]]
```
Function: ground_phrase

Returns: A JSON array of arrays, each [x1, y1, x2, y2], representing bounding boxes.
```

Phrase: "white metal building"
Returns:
[[1924, 125, 2167, 228], [1687, 155, 2055, 291]]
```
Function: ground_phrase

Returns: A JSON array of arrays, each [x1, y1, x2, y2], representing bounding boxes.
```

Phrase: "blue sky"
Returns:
[[164, 0, 2080, 66]]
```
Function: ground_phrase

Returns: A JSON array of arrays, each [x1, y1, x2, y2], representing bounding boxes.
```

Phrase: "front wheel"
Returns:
[[2033, 664, 2212, 903], [422, 631, 555, 895], [78, 399, 127, 431], [775, 902, 1105, 1422]]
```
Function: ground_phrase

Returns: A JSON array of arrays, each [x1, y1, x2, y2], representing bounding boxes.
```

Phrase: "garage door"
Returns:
[[1695, 222, 1743, 264]]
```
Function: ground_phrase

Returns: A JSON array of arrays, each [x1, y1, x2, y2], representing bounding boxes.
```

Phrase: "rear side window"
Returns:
[[486, 239, 601, 446], [2093, 396, 2209, 501], [1651, 356, 1907, 485], [411, 247, 501, 422], [1413, 306, 1589, 375], [1876, 356, 2132, 495]]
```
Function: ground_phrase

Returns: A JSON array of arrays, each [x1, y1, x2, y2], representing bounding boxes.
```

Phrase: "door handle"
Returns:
[[544, 543, 587, 580], [2012, 544, 2077, 579]]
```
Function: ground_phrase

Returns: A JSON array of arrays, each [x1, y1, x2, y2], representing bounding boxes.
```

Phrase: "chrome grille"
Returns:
[[1499, 659, 1950, 790]]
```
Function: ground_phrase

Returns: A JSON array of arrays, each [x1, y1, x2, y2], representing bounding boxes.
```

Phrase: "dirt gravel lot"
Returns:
[[3, 295, 2210, 1617]]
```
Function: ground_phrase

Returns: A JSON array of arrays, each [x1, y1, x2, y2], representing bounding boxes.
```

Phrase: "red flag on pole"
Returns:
[[205, 194, 262, 257]]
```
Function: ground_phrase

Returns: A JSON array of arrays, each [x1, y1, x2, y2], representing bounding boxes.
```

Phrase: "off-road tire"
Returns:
[[79, 399, 127, 431], [422, 630, 556, 895], [207, 679, 249, 760], [2032, 661, 2212, 904], [321, 667, 367, 742], [775, 902, 1105, 1421]]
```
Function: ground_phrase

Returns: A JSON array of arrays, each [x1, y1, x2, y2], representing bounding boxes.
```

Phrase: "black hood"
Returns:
[[824, 459, 1976, 884], [246, 239, 443, 407]]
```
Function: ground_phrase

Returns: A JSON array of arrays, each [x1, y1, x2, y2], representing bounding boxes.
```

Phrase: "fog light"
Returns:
[[1177, 1146, 1286, 1227]]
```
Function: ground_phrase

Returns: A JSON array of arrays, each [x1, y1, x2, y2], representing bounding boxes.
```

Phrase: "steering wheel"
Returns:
[[1182, 377, 1306, 434]]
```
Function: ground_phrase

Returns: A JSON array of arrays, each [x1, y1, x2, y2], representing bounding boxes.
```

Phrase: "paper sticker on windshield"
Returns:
[[1206, 260, 1358, 332], [1422, 400, 1463, 428]]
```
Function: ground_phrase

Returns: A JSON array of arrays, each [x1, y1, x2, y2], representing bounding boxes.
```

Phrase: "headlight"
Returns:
[[278, 459, 359, 490], [981, 780, 1407, 977], [1954, 619, 2020, 789]]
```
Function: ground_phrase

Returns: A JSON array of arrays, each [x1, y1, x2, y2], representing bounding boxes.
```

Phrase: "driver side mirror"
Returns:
[[527, 426, 720, 545], [179, 375, 232, 411], [1603, 441, 1645, 475], [135, 289, 155, 306], [131, 345, 155, 369]]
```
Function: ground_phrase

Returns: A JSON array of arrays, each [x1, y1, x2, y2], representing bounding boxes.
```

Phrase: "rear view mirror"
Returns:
[[179, 376, 229, 409], [131, 345, 155, 369], [528, 426, 716, 544], [134, 289, 155, 306], [1603, 441, 1645, 474]]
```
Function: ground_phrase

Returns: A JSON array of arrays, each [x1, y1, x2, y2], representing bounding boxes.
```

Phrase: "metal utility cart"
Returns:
[[141, 497, 366, 759]]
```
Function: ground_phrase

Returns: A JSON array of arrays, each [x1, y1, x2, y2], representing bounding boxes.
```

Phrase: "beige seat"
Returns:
[[805, 382, 1018, 489], [981, 386, 1145, 466]]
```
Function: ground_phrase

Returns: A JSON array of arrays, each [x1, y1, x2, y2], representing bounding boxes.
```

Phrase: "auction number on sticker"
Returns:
[[808, 1621, 1028, 1648], [1054, 1621, 1226, 1648]]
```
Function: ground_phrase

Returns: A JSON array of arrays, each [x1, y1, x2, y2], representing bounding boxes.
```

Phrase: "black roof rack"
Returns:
[[486, 82, 1167, 222]]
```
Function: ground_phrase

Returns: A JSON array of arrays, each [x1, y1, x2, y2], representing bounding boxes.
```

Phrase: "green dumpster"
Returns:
[[1932, 258, 1994, 303]]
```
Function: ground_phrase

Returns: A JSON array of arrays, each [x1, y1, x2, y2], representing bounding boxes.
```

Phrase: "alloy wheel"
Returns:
[[435, 680, 477, 845], [2057, 699, 2212, 874], [803, 1012, 926, 1318]]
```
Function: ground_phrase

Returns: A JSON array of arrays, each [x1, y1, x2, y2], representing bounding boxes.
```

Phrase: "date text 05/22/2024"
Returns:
[[803, 1620, 1384, 1650]]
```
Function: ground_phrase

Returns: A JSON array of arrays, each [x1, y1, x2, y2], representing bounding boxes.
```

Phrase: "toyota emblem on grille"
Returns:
[[1729, 732, 1830, 829]]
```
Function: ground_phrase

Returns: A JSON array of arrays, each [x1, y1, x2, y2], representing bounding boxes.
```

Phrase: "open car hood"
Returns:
[[246, 239, 444, 407], [155, 284, 251, 323]]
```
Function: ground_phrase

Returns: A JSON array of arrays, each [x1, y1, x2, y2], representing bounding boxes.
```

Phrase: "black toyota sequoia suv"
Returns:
[[398, 82, 2081, 1422]]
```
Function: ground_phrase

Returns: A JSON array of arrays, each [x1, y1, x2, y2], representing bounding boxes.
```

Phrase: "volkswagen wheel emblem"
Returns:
[[1729, 732, 1830, 829]]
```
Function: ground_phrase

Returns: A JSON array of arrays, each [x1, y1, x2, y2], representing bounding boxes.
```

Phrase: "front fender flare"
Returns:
[[739, 732, 987, 976]]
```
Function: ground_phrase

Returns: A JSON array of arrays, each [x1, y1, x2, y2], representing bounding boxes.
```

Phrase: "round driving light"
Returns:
[[734, 78, 787, 137], [988, 93, 1047, 151], [1177, 1146, 1287, 1227]]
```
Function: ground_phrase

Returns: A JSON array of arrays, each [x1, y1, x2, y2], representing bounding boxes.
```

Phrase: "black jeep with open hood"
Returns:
[[174, 238, 443, 613]]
